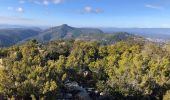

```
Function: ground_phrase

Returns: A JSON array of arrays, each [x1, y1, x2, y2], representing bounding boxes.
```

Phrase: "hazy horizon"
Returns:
[[3, 23, 170, 29]]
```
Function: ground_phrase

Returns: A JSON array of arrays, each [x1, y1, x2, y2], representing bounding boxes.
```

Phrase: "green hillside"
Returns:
[[0, 28, 40, 47]]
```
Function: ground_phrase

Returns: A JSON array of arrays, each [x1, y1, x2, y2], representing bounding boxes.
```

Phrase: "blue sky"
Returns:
[[0, 0, 170, 27]]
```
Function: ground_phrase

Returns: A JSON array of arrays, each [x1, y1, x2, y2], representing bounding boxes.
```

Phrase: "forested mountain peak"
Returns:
[[35, 24, 103, 41], [0, 24, 142, 47]]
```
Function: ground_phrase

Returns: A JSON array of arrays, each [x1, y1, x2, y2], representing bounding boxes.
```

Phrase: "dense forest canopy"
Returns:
[[0, 39, 170, 100]]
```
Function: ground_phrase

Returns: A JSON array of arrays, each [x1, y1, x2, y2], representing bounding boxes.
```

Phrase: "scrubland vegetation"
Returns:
[[0, 39, 170, 100]]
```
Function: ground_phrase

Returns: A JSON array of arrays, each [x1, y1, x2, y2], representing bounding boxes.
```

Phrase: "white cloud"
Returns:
[[33, 1, 42, 5], [84, 6, 92, 13], [95, 9, 103, 13], [145, 4, 163, 10], [83, 6, 103, 14], [8, 7, 24, 13], [29, 0, 64, 5], [53, 0, 63, 4], [16, 7, 24, 13], [43, 0, 49, 5]]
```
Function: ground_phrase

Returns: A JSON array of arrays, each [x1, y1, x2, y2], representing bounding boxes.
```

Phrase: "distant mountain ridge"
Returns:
[[0, 24, 139, 47], [101, 28, 170, 40]]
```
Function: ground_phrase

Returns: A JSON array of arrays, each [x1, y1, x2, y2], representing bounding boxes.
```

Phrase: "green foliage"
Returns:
[[0, 39, 170, 99]]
